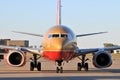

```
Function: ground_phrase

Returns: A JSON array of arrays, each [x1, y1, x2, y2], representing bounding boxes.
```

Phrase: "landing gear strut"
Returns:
[[30, 54, 41, 71], [56, 60, 63, 73], [77, 55, 89, 71]]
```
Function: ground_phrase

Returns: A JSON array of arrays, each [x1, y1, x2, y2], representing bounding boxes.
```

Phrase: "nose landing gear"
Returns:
[[56, 60, 63, 73]]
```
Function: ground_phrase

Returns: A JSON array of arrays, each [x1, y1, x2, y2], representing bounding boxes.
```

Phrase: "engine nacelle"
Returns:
[[93, 51, 112, 68], [4, 50, 26, 67]]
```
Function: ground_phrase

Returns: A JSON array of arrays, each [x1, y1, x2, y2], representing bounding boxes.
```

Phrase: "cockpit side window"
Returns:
[[48, 34, 52, 38]]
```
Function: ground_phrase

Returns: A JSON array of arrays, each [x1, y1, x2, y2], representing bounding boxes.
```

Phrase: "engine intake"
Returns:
[[93, 51, 112, 68], [5, 51, 26, 67]]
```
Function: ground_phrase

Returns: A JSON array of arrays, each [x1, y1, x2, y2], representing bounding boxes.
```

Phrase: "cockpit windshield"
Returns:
[[48, 34, 68, 38], [61, 34, 68, 38], [52, 34, 59, 38]]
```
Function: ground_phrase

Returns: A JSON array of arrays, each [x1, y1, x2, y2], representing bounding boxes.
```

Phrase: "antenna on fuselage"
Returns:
[[56, 0, 61, 25]]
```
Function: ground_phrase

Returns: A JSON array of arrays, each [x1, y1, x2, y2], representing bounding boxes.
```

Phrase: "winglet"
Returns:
[[56, 0, 61, 25]]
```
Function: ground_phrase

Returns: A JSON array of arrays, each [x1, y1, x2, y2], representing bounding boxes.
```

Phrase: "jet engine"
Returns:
[[93, 51, 112, 68], [4, 50, 26, 67]]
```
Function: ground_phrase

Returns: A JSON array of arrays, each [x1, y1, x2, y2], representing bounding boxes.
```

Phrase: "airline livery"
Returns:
[[0, 0, 120, 73]]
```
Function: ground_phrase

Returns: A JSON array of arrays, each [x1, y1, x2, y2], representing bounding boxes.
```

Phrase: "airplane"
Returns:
[[0, 0, 120, 73]]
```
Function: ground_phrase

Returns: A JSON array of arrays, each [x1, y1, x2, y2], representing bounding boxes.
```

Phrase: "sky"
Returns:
[[0, 0, 120, 48]]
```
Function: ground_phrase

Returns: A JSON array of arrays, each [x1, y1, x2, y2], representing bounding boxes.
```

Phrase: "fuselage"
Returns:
[[42, 25, 77, 61]]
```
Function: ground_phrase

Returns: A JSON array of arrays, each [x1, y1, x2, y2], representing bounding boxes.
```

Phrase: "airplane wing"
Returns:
[[0, 45, 42, 55], [76, 32, 107, 37], [12, 31, 43, 37], [75, 46, 120, 57]]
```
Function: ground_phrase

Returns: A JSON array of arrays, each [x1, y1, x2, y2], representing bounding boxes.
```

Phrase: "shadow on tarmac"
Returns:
[[0, 69, 120, 80], [0, 69, 120, 74]]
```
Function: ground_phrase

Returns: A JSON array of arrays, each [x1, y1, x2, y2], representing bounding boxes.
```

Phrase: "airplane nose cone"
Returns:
[[56, 42, 63, 50]]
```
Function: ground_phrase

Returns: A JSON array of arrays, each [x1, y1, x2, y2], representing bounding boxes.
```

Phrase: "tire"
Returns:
[[60, 67, 63, 73], [37, 62, 41, 71], [30, 62, 34, 71], [77, 63, 82, 71], [84, 63, 88, 71], [56, 67, 59, 73]]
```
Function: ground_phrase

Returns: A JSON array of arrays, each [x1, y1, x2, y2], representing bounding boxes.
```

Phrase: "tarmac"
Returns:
[[0, 55, 120, 80]]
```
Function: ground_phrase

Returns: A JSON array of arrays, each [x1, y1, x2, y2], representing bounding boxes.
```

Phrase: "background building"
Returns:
[[0, 39, 29, 47], [104, 43, 120, 54]]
